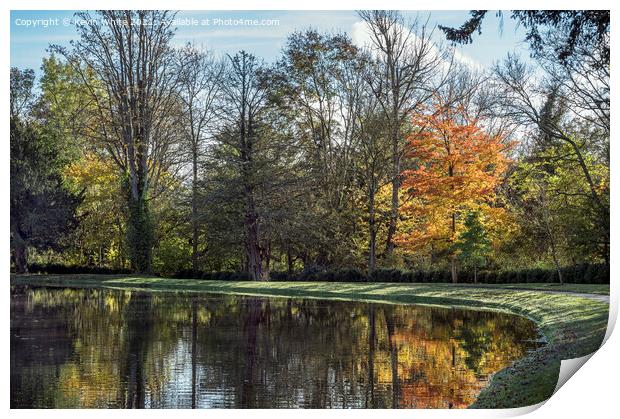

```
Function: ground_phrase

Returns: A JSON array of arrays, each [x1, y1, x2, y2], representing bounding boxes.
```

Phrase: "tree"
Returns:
[[353, 86, 391, 271], [63, 152, 126, 268], [454, 211, 491, 283], [493, 56, 609, 263], [357, 112, 391, 271], [218, 51, 269, 281], [52, 10, 180, 273], [10, 68, 35, 119], [38, 55, 96, 157], [397, 99, 510, 283], [359, 10, 446, 258], [508, 161, 565, 284], [175, 43, 224, 274], [10, 68, 82, 273], [439, 11, 609, 68], [270, 29, 368, 269]]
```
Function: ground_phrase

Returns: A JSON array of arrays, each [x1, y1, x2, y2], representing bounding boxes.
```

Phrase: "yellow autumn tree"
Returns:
[[63, 152, 126, 267]]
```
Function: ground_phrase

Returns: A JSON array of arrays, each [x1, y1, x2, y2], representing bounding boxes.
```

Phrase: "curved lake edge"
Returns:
[[10, 274, 609, 409]]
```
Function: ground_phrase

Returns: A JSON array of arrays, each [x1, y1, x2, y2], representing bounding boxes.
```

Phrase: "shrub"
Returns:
[[336, 268, 366, 282], [26, 263, 133, 275]]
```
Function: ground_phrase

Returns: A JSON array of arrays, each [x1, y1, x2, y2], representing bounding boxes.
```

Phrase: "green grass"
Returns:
[[10, 274, 610, 409], [451, 282, 610, 295]]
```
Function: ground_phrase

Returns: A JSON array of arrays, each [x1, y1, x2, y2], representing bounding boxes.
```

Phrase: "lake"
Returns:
[[10, 285, 542, 408]]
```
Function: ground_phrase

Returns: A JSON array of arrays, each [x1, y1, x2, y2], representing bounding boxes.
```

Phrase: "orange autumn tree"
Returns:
[[397, 101, 511, 283]]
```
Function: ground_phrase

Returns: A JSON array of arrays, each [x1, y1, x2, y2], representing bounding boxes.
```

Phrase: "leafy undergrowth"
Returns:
[[11, 274, 610, 409]]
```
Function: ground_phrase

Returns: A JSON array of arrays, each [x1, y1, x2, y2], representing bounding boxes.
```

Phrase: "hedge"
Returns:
[[21, 263, 609, 285], [179, 263, 609, 284], [26, 263, 133, 275]]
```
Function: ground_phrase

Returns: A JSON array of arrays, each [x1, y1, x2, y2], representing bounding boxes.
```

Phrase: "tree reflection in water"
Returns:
[[10, 286, 541, 408]]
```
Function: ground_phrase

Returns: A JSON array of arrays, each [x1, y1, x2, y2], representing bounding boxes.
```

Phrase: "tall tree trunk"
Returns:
[[262, 239, 271, 280], [238, 71, 263, 282], [116, 220, 124, 269], [451, 256, 458, 284], [385, 125, 400, 256], [541, 187, 563, 285], [451, 212, 458, 283], [123, 96, 155, 274], [549, 237, 563, 284], [126, 192, 153, 274], [369, 230, 377, 272], [286, 244, 294, 277], [244, 193, 262, 281], [191, 151, 199, 275], [12, 236, 28, 274], [368, 186, 377, 271]]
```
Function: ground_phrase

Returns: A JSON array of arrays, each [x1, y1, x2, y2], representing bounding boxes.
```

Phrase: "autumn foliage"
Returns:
[[397, 101, 512, 281]]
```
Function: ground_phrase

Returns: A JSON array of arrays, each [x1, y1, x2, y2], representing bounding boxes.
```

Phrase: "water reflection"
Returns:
[[10, 286, 541, 408]]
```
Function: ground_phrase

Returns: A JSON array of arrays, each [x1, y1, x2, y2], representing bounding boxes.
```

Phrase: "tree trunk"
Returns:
[[126, 193, 153, 274], [549, 238, 563, 284], [368, 186, 377, 272], [286, 244, 294, 277], [369, 229, 377, 272], [12, 238, 28, 274], [541, 187, 563, 285], [116, 220, 124, 269], [262, 239, 271, 281], [451, 211, 458, 283], [191, 151, 199, 275], [451, 256, 458, 284], [385, 131, 400, 256], [244, 193, 262, 281]]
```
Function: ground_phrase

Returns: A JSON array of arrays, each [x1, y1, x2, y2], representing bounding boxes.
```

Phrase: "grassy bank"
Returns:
[[10, 274, 610, 409]]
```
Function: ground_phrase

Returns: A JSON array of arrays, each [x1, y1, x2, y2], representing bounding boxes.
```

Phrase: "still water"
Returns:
[[10, 285, 541, 408]]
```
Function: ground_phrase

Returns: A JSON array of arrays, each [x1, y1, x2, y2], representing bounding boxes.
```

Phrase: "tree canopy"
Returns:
[[10, 10, 610, 283]]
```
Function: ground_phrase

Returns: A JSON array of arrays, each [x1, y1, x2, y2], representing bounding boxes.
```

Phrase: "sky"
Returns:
[[10, 10, 532, 75]]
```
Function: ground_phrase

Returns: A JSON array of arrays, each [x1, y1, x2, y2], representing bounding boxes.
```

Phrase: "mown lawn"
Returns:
[[10, 274, 610, 409], [450, 282, 610, 295]]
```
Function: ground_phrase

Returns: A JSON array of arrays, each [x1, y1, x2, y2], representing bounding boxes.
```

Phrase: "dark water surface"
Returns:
[[10, 285, 541, 408]]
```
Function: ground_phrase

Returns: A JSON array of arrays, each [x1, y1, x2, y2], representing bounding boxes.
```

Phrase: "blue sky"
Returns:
[[11, 10, 532, 75]]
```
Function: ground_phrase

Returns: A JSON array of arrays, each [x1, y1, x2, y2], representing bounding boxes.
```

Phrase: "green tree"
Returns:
[[10, 68, 82, 273], [454, 211, 491, 283]]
